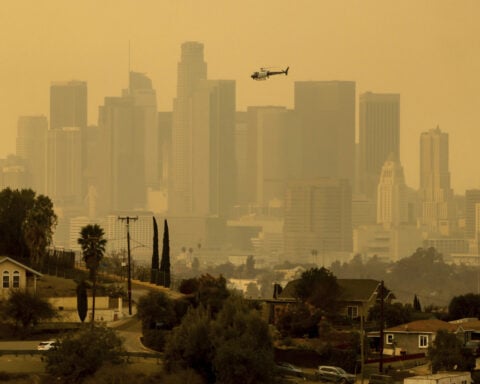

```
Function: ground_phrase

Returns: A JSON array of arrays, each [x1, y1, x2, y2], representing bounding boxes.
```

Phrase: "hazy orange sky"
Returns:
[[1, 1, 479, 192]]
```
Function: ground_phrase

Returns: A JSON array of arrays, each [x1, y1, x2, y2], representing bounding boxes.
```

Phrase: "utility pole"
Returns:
[[379, 280, 385, 373], [118, 216, 138, 315]]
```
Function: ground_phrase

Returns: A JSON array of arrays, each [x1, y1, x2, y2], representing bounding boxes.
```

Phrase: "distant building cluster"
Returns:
[[2, 41, 479, 267]]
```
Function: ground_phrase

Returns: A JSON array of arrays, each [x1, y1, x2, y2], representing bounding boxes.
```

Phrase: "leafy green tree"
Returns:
[[150, 217, 159, 284], [428, 329, 475, 373], [137, 291, 177, 348], [179, 277, 200, 294], [448, 293, 480, 320], [368, 302, 414, 328], [179, 274, 230, 316], [196, 274, 230, 316], [77, 224, 107, 326], [165, 296, 275, 384], [22, 194, 57, 265], [165, 306, 215, 382], [45, 326, 124, 383], [295, 267, 341, 315], [136, 291, 193, 351], [276, 302, 322, 338], [212, 261, 236, 278], [2, 290, 56, 337], [76, 280, 88, 323], [159, 219, 171, 287], [0, 188, 57, 261], [212, 296, 275, 384]]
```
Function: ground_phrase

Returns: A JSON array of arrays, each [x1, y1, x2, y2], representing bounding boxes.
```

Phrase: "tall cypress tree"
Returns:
[[413, 294, 422, 311], [76, 280, 88, 323], [150, 217, 159, 284], [159, 219, 171, 287]]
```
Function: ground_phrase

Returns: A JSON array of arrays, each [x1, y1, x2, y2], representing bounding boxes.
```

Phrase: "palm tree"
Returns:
[[77, 224, 107, 327]]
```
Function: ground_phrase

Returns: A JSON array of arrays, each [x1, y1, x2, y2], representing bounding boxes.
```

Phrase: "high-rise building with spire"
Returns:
[[376, 154, 408, 228]]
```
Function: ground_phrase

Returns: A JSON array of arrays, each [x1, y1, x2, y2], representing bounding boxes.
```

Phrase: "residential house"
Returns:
[[278, 278, 394, 320], [450, 318, 480, 343], [0, 256, 42, 299], [371, 319, 458, 356]]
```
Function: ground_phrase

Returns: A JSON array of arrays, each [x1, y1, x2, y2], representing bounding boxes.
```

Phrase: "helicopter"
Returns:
[[251, 66, 289, 80]]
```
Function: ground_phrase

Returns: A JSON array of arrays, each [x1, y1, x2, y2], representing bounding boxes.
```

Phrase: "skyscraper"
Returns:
[[284, 178, 352, 263], [49, 80, 87, 202], [129, 71, 159, 188], [46, 127, 82, 205], [95, 72, 158, 213], [170, 42, 207, 215], [97, 95, 145, 212], [50, 81, 87, 131], [294, 81, 355, 185], [376, 155, 408, 228], [16, 115, 48, 194], [465, 189, 480, 238], [245, 106, 295, 211], [419, 126, 455, 235], [170, 42, 236, 218], [359, 92, 400, 199]]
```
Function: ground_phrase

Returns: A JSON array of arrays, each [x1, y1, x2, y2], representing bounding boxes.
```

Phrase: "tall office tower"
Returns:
[[283, 178, 352, 263], [170, 42, 207, 216], [50, 81, 87, 130], [158, 112, 172, 187], [171, 42, 236, 217], [245, 106, 296, 212], [465, 189, 480, 238], [190, 79, 236, 217], [95, 72, 158, 214], [359, 92, 400, 199], [16, 115, 48, 194], [294, 81, 355, 185], [50, 80, 87, 202], [235, 111, 248, 212], [129, 71, 159, 188], [376, 155, 408, 228], [46, 127, 82, 205], [97, 95, 146, 213], [418, 126, 455, 235]]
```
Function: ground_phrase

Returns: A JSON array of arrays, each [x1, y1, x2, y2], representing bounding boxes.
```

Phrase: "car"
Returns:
[[317, 365, 356, 384], [275, 362, 306, 379], [37, 340, 58, 351], [465, 340, 480, 357]]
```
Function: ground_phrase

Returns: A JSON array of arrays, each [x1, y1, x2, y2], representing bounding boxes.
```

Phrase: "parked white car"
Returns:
[[37, 340, 58, 351]]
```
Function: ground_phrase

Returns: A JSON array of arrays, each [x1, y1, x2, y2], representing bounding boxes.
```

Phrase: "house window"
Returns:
[[419, 334, 429, 348], [2, 271, 9, 288], [386, 334, 394, 345], [12, 271, 20, 288], [347, 306, 358, 319]]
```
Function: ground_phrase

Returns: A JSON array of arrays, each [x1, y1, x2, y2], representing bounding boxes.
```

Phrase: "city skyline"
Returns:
[[1, 1, 479, 192]]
